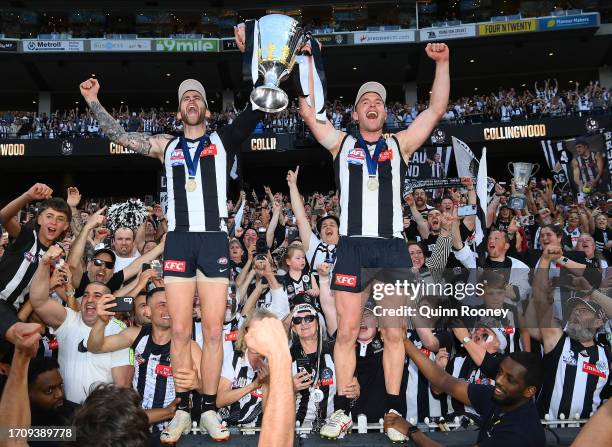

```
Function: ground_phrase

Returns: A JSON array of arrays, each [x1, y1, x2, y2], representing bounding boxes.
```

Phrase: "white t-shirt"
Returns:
[[55, 309, 131, 403], [113, 253, 139, 272]]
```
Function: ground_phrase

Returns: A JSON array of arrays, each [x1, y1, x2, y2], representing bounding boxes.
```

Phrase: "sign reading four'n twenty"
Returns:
[[479, 19, 537, 36], [155, 39, 218, 52]]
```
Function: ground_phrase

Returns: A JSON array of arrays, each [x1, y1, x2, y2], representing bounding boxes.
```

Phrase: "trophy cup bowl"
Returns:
[[250, 14, 305, 113], [507, 162, 540, 209]]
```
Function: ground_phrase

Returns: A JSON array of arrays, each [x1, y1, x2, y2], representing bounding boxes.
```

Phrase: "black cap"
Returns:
[[290, 292, 316, 310], [575, 137, 589, 146], [316, 214, 340, 234], [92, 247, 116, 264]]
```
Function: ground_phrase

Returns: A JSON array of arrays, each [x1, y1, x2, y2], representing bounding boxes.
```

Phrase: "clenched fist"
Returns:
[[26, 183, 53, 201], [79, 78, 100, 102], [425, 43, 449, 63]]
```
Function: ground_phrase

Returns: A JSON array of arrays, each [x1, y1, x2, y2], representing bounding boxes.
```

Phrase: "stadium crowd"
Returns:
[[0, 163, 611, 444], [1, 79, 609, 139]]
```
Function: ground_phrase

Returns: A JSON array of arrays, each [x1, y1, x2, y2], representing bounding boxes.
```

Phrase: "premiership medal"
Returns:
[[367, 176, 379, 191], [185, 179, 197, 192], [312, 388, 324, 403], [358, 135, 386, 193], [180, 135, 211, 194]]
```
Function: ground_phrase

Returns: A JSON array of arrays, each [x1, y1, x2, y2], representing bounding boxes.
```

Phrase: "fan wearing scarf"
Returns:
[[78, 27, 273, 444], [298, 42, 450, 441]]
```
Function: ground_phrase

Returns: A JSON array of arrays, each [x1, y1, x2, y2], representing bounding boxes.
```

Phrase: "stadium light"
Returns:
[[548, 52, 554, 56], [166, 73, 171, 77], [469, 59, 475, 63], [352, 66, 357, 70]]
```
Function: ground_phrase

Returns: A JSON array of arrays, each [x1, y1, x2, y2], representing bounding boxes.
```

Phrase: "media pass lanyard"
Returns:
[[180, 135, 210, 192], [357, 135, 386, 191]]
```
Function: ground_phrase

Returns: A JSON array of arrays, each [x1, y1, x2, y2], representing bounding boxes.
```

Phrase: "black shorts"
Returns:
[[163, 231, 230, 279], [331, 236, 413, 293]]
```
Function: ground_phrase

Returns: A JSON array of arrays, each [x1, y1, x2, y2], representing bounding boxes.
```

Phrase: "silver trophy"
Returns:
[[250, 14, 305, 113], [507, 162, 539, 209]]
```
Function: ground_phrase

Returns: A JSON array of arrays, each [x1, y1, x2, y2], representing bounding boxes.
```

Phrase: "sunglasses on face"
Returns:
[[292, 315, 316, 325], [93, 258, 114, 269]]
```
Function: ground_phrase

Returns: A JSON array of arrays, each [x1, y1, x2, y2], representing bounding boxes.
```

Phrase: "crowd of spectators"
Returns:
[[0, 158, 611, 444], [1, 80, 609, 140]]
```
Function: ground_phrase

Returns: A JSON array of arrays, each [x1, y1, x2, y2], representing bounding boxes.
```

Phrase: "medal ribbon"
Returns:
[[357, 134, 387, 178], [180, 135, 211, 179]]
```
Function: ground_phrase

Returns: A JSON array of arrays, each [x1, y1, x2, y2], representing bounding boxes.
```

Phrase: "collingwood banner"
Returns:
[[541, 132, 611, 194]]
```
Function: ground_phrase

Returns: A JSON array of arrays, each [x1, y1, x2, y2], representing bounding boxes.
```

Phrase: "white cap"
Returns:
[[354, 81, 386, 108], [178, 79, 208, 107]]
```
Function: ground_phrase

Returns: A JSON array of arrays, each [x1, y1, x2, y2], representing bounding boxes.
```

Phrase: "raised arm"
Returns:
[[67, 207, 106, 288], [297, 56, 345, 159], [316, 262, 337, 336], [405, 194, 429, 239], [0, 183, 53, 238], [532, 247, 563, 354], [404, 337, 470, 406], [395, 44, 449, 161], [29, 247, 68, 330], [266, 201, 281, 249], [286, 166, 315, 251], [121, 235, 166, 282], [87, 294, 139, 353], [79, 78, 171, 161]]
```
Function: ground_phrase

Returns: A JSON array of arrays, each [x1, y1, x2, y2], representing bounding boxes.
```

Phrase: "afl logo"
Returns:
[[61, 140, 73, 155]]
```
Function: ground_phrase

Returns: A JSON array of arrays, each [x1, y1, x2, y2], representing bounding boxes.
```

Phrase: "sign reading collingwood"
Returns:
[[155, 39, 218, 52]]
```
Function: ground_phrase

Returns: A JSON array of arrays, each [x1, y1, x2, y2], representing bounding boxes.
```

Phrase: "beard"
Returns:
[[567, 321, 596, 343], [180, 107, 206, 126]]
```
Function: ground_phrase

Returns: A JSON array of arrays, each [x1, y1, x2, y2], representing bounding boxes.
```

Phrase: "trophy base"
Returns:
[[251, 86, 289, 113], [508, 195, 527, 210]]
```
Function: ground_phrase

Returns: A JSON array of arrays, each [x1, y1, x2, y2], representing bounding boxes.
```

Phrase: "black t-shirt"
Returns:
[[468, 384, 545, 447], [75, 270, 125, 298]]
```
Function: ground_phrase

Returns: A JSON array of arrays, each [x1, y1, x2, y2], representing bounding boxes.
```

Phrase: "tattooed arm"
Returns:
[[80, 78, 172, 161]]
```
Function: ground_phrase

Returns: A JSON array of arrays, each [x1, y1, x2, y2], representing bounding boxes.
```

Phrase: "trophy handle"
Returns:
[[507, 162, 514, 175], [531, 163, 540, 177]]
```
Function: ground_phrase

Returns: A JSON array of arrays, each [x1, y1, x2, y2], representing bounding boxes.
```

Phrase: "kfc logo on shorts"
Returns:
[[334, 274, 357, 288], [155, 364, 173, 378], [164, 259, 186, 273]]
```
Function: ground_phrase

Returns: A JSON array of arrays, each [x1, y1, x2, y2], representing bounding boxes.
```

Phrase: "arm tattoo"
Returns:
[[88, 100, 152, 155]]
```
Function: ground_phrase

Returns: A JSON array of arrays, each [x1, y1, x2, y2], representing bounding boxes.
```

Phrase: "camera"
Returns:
[[255, 227, 268, 261]]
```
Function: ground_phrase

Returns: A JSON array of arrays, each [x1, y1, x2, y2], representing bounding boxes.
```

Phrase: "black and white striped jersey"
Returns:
[[163, 133, 229, 232], [291, 343, 336, 430], [219, 349, 263, 426], [0, 225, 47, 310], [334, 135, 407, 238], [537, 333, 611, 419], [306, 232, 336, 276], [401, 330, 451, 422], [131, 325, 175, 433]]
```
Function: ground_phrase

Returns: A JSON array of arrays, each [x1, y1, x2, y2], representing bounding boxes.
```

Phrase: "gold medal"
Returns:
[[185, 179, 197, 192], [367, 177, 379, 191]]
